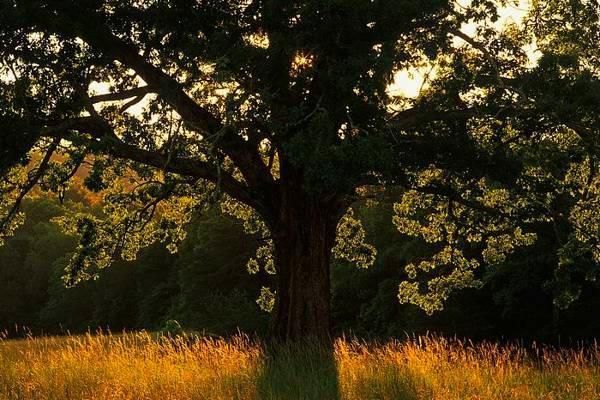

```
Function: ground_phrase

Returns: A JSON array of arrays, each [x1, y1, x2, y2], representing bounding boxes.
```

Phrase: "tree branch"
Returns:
[[39, 116, 260, 210], [450, 29, 529, 103], [23, 4, 275, 192], [0, 138, 60, 232], [90, 86, 154, 103], [389, 107, 478, 130]]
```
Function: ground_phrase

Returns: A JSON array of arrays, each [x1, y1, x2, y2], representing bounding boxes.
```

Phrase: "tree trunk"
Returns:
[[271, 190, 339, 341]]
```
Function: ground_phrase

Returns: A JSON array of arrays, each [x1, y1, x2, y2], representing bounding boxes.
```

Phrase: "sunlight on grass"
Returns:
[[0, 332, 598, 399]]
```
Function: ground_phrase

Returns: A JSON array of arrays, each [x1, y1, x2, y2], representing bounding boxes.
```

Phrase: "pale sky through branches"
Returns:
[[388, 0, 534, 99], [87, 0, 535, 115]]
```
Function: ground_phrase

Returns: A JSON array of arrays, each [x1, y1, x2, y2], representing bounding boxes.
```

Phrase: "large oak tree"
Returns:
[[1, 0, 599, 340]]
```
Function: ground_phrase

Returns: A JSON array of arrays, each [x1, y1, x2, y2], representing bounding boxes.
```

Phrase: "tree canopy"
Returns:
[[1, 0, 599, 339]]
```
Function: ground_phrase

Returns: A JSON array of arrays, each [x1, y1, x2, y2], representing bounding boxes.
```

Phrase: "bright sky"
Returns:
[[389, 0, 533, 98]]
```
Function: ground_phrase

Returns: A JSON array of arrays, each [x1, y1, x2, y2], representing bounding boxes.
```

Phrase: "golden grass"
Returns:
[[0, 332, 598, 399]]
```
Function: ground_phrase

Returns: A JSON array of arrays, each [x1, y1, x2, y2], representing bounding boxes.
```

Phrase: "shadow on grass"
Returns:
[[256, 338, 427, 400], [257, 338, 340, 400]]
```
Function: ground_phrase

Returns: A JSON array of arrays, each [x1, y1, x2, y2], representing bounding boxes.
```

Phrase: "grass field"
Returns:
[[0, 332, 598, 400]]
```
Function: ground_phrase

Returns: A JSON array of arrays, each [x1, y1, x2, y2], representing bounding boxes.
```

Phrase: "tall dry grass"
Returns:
[[0, 331, 598, 399]]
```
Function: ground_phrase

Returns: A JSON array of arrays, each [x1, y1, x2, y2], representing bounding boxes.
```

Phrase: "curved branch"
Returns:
[[90, 86, 154, 103], [21, 4, 274, 191], [450, 29, 529, 103], [0, 138, 60, 232], [389, 107, 478, 130], [39, 116, 260, 210]]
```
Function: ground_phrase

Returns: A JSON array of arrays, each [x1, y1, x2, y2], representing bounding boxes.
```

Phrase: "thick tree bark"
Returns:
[[271, 189, 340, 341]]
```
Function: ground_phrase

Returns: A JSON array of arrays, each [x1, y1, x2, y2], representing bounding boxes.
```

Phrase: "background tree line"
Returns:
[[2, 183, 600, 342]]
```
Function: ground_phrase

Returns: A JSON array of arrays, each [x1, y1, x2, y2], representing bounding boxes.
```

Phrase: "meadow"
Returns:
[[0, 332, 598, 400]]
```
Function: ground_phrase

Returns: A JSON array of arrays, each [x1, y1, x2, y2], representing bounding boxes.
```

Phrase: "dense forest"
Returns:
[[3, 183, 600, 342]]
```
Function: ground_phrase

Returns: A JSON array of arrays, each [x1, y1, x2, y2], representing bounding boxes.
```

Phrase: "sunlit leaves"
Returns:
[[246, 242, 275, 275], [256, 286, 276, 313], [393, 167, 537, 313], [55, 177, 211, 286], [333, 208, 377, 269], [220, 197, 276, 306], [0, 167, 27, 246]]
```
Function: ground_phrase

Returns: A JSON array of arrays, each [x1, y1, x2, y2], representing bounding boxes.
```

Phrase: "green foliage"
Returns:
[[1, 195, 600, 340], [333, 208, 377, 270], [1, 0, 600, 334], [392, 175, 537, 314], [0, 196, 268, 335]]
